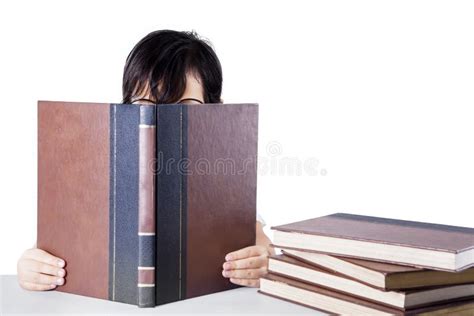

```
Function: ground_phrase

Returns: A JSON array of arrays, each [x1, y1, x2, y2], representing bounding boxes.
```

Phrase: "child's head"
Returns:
[[122, 29, 223, 105]]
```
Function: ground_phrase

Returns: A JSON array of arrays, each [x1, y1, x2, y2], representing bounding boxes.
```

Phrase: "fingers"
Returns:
[[17, 248, 67, 292], [225, 245, 269, 262], [22, 258, 66, 277], [19, 280, 57, 291], [22, 248, 65, 268], [222, 267, 267, 280], [222, 247, 270, 288], [20, 270, 64, 286], [222, 245, 271, 288], [223, 254, 267, 271]]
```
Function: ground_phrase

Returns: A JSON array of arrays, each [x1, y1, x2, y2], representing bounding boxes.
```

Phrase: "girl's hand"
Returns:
[[222, 244, 272, 288], [222, 221, 275, 288], [17, 248, 66, 291]]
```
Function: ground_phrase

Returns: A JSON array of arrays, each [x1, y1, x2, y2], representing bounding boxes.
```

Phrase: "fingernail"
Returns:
[[50, 284, 56, 289], [57, 269, 65, 277], [57, 260, 65, 267], [56, 278, 64, 285], [223, 262, 231, 270], [222, 270, 228, 277], [225, 255, 232, 261]]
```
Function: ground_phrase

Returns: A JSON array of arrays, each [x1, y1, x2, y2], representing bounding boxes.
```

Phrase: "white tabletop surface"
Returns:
[[1, 275, 324, 315]]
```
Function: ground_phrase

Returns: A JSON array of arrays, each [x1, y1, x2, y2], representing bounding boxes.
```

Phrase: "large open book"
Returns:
[[37, 100, 258, 307]]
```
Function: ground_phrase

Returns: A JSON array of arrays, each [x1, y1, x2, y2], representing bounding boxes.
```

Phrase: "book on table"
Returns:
[[266, 253, 474, 310], [37, 100, 258, 307], [259, 272, 474, 315]]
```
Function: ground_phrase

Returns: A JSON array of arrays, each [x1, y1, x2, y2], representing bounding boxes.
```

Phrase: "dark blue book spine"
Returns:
[[108, 104, 140, 306], [155, 104, 188, 305]]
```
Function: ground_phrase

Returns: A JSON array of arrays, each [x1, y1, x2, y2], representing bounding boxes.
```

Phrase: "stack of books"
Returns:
[[259, 213, 474, 315]]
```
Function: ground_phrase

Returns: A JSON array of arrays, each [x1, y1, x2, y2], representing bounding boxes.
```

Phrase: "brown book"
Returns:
[[37, 100, 258, 307], [259, 273, 474, 315], [268, 254, 474, 310], [271, 213, 474, 271], [281, 248, 474, 290]]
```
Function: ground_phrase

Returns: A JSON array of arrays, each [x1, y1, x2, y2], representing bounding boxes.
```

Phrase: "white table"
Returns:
[[1, 275, 323, 315]]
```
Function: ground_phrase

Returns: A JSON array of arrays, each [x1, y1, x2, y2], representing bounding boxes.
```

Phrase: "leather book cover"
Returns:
[[38, 101, 150, 306], [259, 273, 474, 315], [38, 101, 112, 302], [271, 213, 474, 271], [155, 103, 258, 305]]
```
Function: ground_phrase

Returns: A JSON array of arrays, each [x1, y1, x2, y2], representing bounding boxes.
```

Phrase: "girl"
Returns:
[[17, 29, 275, 291]]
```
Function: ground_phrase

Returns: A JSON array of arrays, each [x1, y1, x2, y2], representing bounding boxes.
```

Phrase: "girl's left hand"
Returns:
[[222, 245, 272, 288]]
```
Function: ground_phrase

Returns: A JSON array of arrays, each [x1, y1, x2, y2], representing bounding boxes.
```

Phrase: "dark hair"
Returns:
[[122, 30, 223, 104]]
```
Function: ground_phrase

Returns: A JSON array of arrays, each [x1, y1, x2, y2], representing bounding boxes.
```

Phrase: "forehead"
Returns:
[[132, 72, 205, 104], [183, 72, 204, 97]]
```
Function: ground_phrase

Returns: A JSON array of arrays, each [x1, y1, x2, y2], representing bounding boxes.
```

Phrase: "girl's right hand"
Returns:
[[17, 248, 66, 291]]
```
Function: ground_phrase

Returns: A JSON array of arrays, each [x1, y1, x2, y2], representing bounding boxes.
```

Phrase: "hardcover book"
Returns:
[[267, 254, 474, 310], [37, 100, 258, 307], [259, 273, 474, 315], [280, 248, 474, 290], [271, 213, 474, 271]]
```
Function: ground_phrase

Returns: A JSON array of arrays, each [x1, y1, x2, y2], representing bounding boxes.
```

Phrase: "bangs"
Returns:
[[122, 30, 222, 105]]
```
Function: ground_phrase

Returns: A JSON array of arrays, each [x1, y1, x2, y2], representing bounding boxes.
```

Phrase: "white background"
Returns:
[[0, 0, 473, 274]]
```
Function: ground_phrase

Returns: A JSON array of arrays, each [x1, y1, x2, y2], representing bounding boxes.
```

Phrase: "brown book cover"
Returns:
[[268, 254, 474, 309], [271, 213, 474, 271], [259, 272, 474, 315], [280, 248, 474, 290], [37, 100, 258, 307]]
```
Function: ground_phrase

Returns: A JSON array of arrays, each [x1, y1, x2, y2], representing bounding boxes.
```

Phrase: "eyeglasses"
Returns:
[[130, 97, 204, 105]]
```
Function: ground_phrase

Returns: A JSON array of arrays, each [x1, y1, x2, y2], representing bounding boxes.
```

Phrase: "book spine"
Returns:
[[137, 105, 156, 307], [109, 104, 140, 305], [155, 104, 188, 305]]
